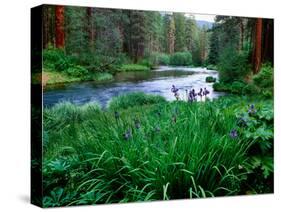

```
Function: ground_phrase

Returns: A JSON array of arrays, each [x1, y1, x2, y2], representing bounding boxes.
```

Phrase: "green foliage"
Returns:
[[174, 13, 187, 52], [138, 58, 154, 69], [65, 65, 88, 77], [205, 76, 217, 83], [234, 102, 273, 188], [42, 95, 273, 206], [253, 64, 273, 98], [119, 64, 150, 72], [242, 84, 260, 96], [218, 46, 250, 83], [148, 53, 170, 66], [253, 64, 273, 88], [206, 64, 217, 70], [108, 92, 166, 111], [43, 48, 69, 71], [170, 51, 192, 66], [231, 81, 247, 94], [92, 73, 113, 81]]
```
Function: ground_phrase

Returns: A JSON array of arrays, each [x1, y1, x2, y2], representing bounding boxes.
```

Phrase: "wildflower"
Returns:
[[171, 85, 179, 93], [171, 85, 180, 100], [248, 104, 257, 115], [134, 119, 141, 129], [203, 87, 210, 96], [198, 88, 203, 98], [123, 129, 132, 141], [188, 89, 197, 102], [237, 116, 247, 127], [229, 129, 238, 139], [114, 111, 120, 120]]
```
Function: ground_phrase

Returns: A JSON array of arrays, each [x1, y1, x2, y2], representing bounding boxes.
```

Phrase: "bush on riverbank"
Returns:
[[42, 94, 273, 207], [108, 92, 167, 111], [218, 46, 250, 83], [214, 63, 273, 98], [205, 76, 216, 83], [148, 52, 170, 66], [170, 51, 192, 66], [42, 47, 152, 85]]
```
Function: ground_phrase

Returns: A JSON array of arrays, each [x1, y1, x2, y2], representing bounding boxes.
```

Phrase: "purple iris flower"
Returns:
[[237, 116, 247, 127], [203, 87, 210, 96], [198, 88, 203, 97], [171, 85, 180, 100], [248, 104, 257, 115], [229, 129, 238, 139], [171, 85, 179, 93], [123, 129, 132, 140], [188, 89, 197, 102], [134, 119, 141, 129]]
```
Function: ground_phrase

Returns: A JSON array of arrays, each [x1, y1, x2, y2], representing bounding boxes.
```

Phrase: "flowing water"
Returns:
[[43, 66, 225, 107]]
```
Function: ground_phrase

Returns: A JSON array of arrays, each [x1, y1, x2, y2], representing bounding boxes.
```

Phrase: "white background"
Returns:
[[0, 0, 280, 211]]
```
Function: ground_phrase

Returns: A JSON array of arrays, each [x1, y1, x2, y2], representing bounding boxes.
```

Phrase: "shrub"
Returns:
[[253, 64, 273, 88], [206, 76, 217, 83], [138, 59, 154, 69], [170, 51, 192, 66], [242, 84, 260, 96], [43, 48, 68, 71], [148, 52, 170, 66], [231, 81, 247, 94], [108, 92, 167, 110], [218, 46, 250, 83], [213, 82, 231, 92], [65, 65, 88, 77]]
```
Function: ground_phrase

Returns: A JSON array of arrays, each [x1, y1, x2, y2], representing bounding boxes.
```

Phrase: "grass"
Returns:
[[41, 93, 273, 207], [119, 64, 151, 72], [108, 92, 167, 111], [32, 71, 114, 86]]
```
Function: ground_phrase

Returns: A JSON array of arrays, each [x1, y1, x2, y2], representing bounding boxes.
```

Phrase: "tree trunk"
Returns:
[[87, 7, 94, 47], [239, 19, 244, 51], [254, 18, 262, 74], [43, 6, 49, 48], [55, 6, 65, 49]]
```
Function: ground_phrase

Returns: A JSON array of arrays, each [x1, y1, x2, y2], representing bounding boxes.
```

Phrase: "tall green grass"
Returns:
[[42, 94, 273, 207], [108, 92, 167, 111]]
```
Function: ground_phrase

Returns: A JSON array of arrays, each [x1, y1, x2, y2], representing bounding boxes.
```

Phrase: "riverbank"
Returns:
[[32, 71, 114, 86], [42, 93, 273, 207], [32, 64, 152, 86]]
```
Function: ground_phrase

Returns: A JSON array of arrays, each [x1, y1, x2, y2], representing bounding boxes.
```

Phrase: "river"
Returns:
[[43, 66, 224, 107]]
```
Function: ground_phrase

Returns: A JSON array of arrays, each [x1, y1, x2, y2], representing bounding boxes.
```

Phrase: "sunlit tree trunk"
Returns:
[[55, 6, 65, 49], [254, 18, 262, 74]]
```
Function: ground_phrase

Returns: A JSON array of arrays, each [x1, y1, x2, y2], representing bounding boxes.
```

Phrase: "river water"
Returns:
[[43, 66, 224, 107]]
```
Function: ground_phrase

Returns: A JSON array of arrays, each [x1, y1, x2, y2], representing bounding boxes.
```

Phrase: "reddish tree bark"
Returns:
[[55, 6, 65, 49], [254, 18, 262, 74]]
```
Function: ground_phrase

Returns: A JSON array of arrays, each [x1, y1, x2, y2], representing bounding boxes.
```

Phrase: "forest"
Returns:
[[36, 5, 274, 207]]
